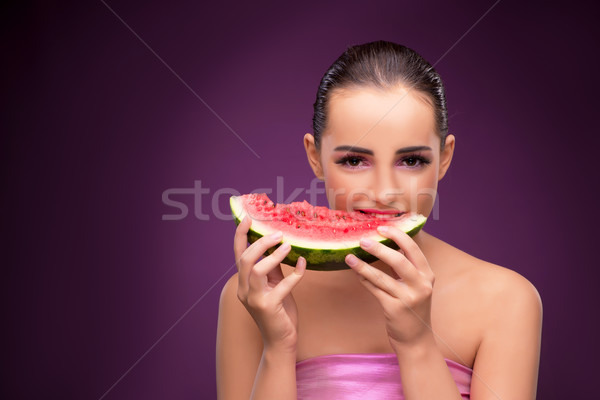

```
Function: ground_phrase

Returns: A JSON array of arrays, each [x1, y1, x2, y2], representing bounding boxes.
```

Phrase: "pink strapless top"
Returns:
[[296, 353, 472, 399]]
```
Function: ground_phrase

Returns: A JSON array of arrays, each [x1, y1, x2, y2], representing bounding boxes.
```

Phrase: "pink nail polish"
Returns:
[[346, 254, 358, 266], [360, 238, 374, 248]]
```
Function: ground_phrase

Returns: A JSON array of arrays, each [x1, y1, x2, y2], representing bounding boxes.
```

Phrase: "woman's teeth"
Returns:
[[358, 210, 404, 218], [371, 213, 403, 219]]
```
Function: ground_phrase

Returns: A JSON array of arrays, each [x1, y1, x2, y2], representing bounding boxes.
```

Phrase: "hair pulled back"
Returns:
[[312, 40, 448, 151]]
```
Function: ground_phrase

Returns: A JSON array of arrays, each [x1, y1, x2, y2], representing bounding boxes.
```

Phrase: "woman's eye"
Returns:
[[347, 157, 362, 167], [399, 155, 431, 168], [404, 157, 419, 167], [335, 155, 368, 169]]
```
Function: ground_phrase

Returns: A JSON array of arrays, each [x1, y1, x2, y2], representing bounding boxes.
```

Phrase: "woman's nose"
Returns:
[[373, 168, 401, 205]]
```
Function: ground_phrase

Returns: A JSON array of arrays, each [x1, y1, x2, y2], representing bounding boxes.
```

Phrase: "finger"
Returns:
[[345, 254, 401, 297], [237, 231, 284, 298], [359, 238, 419, 282], [238, 231, 283, 282], [377, 226, 431, 274], [269, 256, 306, 301], [266, 260, 285, 284], [243, 230, 283, 264], [234, 216, 252, 265], [248, 242, 292, 293], [354, 270, 393, 304]]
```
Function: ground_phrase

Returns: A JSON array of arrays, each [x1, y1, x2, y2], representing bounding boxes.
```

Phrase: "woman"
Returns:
[[216, 40, 542, 399]]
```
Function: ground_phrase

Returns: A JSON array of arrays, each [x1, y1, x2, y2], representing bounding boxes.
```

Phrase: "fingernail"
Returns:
[[377, 226, 389, 233], [346, 254, 358, 266], [360, 238, 374, 248], [280, 242, 291, 251], [270, 231, 282, 239]]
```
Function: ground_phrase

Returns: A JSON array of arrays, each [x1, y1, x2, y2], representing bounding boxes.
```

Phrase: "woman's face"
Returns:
[[304, 85, 455, 221]]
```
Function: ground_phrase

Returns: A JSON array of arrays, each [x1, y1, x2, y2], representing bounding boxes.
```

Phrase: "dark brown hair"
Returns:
[[312, 40, 448, 151]]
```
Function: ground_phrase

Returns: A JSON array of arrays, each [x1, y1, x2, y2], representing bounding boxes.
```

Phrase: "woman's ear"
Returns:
[[304, 133, 324, 180], [438, 134, 455, 181]]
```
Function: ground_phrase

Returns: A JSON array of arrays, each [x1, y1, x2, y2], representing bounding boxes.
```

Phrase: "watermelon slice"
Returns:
[[230, 193, 427, 271]]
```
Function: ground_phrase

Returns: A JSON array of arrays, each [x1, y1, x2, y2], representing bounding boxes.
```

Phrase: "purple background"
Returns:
[[3, 0, 599, 398]]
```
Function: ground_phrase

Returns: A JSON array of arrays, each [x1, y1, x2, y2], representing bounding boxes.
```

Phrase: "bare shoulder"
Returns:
[[220, 272, 240, 305], [424, 232, 543, 383], [424, 234, 543, 397], [218, 273, 242, 320], [426, 232, 543, 338], [468, 255, 540, 308], [428, 233, 541, 308]]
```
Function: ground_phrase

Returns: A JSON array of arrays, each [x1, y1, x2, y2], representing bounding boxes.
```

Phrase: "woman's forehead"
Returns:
[[323, 87, 438, 149]]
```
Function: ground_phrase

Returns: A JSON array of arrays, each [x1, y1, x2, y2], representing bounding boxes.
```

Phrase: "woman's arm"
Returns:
[[470, 272, 542, 400], [394, 337, 466, 400], [216, 274, 263, 400], [216, 274, 300, 400], [347, 226, 464, 399], [348, 225, 542, 399], [216, 217, 306, 400]]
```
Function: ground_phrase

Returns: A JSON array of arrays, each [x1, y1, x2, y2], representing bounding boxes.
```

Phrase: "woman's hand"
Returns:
[[345, 225, 435, 351], [234, 216, 306, 353]]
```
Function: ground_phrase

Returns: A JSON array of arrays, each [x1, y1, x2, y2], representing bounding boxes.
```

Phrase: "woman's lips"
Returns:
[[357, 208, 400, 214]]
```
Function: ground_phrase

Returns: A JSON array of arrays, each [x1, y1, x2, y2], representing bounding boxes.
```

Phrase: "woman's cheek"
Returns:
[[324, 171, 367, 211], [323, 171, 343, 210], [414, 176, 439, 218]]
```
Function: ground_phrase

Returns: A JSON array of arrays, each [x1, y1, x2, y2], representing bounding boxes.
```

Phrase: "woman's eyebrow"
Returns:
[[333, 145, 433, 155], [333, 145, 373, 155], [395, 145, 432, 154]]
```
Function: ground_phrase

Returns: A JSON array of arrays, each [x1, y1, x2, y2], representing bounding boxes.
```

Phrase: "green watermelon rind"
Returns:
[[230, 196, 427, 271]]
